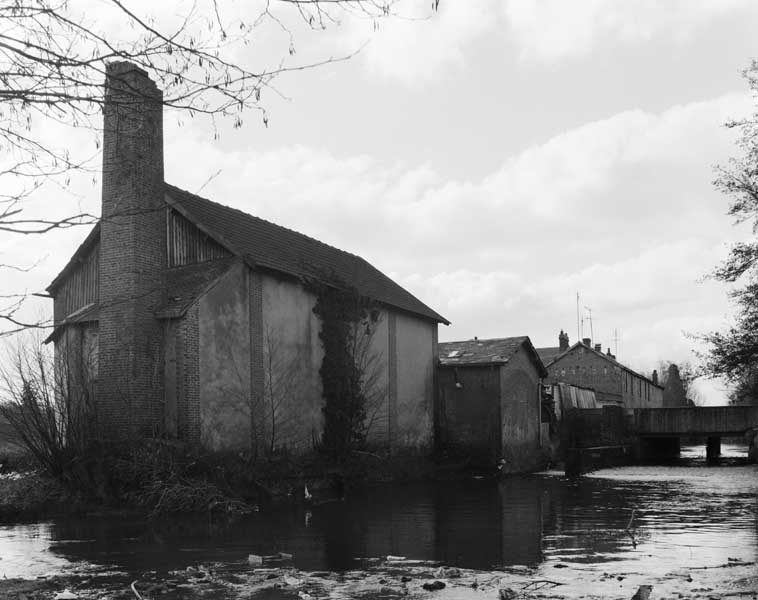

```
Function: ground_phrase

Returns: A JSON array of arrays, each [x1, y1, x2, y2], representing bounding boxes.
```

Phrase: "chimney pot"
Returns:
[[594, 343, 602, 352], [582, 337, 591, 346]]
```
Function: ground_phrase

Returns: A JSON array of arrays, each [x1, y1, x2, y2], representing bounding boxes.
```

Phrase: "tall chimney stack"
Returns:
[[558, 329, 569, 352], [97, 62, 166, 435]]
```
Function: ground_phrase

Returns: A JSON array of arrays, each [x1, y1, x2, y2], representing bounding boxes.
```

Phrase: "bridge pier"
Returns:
[[706, 436, 721, 461], [746, 429, 757, 464], [638, 436, 680, 461]]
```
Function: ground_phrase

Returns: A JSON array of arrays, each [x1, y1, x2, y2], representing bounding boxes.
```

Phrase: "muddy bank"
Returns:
[[0, 471, 67, 522], [2, 557, 756, 600], [0, 449, 465, 523]]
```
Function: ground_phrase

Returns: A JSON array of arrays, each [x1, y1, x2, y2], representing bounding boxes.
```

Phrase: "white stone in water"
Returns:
[[54, 591, 78, 600], [248, 554, 264, 566]]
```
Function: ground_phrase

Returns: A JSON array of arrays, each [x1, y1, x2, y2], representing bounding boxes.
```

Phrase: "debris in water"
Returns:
[[248, 554, 263, 566], [422, 580, 446, 591], [631, 585, 653, 600], [54, 591, 78, 600], [435, 566, 462, 578]]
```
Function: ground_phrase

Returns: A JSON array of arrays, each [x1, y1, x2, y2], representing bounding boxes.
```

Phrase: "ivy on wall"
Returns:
[[309, 279, 379, 461]]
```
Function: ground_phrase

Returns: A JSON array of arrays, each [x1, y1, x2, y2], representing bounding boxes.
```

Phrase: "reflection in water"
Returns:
[[0, 444, 756, 580]]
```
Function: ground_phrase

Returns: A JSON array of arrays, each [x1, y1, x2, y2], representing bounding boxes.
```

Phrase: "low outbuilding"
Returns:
[[437, 337, 548, 473]]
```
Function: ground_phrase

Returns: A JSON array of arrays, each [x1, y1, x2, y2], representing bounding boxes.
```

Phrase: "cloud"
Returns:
[[5, 91, 750, 405], [335, 0, 498, 86], [502, 0, 756, 63]]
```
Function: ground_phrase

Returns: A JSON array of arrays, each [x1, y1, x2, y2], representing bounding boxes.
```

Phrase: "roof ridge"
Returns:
[[164, 182, 366, 265], [440, 335, 528, 344]]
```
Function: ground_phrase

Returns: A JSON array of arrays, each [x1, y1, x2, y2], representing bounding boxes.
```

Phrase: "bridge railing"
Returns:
[[632, 405, 758, 436]]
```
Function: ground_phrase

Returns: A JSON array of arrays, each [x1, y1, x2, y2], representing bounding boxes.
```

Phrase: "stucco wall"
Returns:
[[499, 348, 542, 473], [196, 264, 437, 454], [394, 312, 435, 449], [260, 274, 323, 453], [198, 263, 251, 451], [438, 365, 500, 462], [364, 312, 390, 446]]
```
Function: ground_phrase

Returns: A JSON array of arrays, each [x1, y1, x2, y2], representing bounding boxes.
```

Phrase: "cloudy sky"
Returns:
[[3, 0, 758, 403]]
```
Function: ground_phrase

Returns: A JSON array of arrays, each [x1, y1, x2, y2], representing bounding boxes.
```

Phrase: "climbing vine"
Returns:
[[309, 279, 379, 461]]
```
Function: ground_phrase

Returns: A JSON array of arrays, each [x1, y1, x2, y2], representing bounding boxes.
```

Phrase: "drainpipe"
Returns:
[[538, 378, 543, 447]]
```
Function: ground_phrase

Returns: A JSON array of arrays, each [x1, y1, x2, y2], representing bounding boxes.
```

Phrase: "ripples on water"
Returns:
[[1, 444, 756, 581]]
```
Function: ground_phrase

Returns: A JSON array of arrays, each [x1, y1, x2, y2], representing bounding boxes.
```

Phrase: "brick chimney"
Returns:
[[558, 329, 569, 352], [582, 337, 591, 346], [594, 343, 602, 353], [97, 62, 166, 436]]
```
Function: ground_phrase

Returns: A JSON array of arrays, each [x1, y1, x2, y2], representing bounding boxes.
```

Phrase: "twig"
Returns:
[[522, 579, 564, 590], [625, 508, 636, 531], [625, 507, 638, 549], [130, 580, 143, 600]]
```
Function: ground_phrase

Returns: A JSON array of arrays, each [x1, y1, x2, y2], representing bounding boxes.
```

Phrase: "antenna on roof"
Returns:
[[584, 306, 594, 342], [613, 328, 620, 358], [576, 292, 580, 342]]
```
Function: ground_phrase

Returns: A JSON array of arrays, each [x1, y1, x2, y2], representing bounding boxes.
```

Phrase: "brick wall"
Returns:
[[178, 305, 200, 444], [97, 62, 166, 436], [546, 345, 623, 405], [546, 344, 663, 409]]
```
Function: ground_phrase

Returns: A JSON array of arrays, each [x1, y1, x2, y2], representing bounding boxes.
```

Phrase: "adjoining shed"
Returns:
[[437, 337, 548, 473]]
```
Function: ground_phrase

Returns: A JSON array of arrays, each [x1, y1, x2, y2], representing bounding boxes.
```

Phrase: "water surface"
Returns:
[[1, 443, 756, 592]]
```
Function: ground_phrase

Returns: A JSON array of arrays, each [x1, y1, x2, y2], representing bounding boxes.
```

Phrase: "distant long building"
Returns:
[[536, 330, 663, 409]]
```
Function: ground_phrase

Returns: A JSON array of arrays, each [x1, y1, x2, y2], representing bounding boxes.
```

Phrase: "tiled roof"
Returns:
[[439, 336, 547, 376], [156, 257, 238, 319], [165, 183, 448, 324], [44, 302, 99, 343], [535, 346, 561, 364]]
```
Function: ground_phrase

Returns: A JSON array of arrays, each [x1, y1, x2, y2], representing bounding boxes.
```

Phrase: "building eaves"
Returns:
[[46, 224, 100, 293], [43, 302, 99, 344], [439, 336, 547, 377]]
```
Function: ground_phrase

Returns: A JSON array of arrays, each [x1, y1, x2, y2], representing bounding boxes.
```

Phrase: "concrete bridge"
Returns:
[[632, 405, 758, 459]]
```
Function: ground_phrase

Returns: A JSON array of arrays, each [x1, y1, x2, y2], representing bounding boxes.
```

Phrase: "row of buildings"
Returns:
[[46, 62, 666, 472]]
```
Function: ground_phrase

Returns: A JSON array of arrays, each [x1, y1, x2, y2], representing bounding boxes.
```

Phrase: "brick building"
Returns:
[[45, 62, 448, 453], [536, 333, 663, 409], [437, 337, 548, 472]]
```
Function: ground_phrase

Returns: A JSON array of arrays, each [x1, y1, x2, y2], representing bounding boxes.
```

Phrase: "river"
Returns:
[[1, 443, 756, 598]]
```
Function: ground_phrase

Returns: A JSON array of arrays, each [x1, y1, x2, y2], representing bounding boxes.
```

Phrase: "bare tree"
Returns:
[[0, 0, 438, 334], [0, 332, 97, 483]]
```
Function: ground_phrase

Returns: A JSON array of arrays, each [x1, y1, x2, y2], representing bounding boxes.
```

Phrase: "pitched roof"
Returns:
[[549, 342, 664, 389], [535, 346, 561, 364], [156, 257, 238, 319], [43, 302, 99, 343], [165, 183, 448, 324], [47, 224, 100, 293], [438, 336, 547, 376]]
